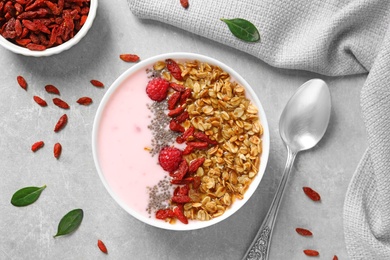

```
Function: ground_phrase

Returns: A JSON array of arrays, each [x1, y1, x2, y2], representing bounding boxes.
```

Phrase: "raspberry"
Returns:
[[146, 78, 169, 101], [158, 146, 182, 172]]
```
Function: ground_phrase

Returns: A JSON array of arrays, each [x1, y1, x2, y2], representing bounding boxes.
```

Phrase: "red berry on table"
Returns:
[[146, 77, 169, 101], [158, 146, 182, 172]]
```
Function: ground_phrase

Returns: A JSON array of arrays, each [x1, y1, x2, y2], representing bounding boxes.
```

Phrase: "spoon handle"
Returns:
[[242, 148, 297, 260]]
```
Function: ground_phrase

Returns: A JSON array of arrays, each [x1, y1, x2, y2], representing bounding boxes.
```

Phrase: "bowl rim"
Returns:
[[0, 0, 98, 57], [92, 52, 270, 231]]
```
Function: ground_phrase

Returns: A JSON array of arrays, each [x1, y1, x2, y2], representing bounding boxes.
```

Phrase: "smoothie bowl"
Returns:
[[92, 53, 270, 231]]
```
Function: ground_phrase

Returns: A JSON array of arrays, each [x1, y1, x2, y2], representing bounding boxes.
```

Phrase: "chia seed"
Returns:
[[146, 175, 172, 216], [147, 99, 179, 156]]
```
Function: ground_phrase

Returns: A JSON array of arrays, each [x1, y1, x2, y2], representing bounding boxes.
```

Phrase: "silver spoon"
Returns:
[[242, 79, 331, 260]]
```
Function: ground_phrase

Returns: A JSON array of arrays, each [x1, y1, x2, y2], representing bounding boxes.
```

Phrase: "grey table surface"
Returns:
[[0, 1, 367, 259]]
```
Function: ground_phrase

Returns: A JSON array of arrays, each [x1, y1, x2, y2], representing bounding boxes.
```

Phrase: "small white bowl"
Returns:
[[0, 0, 97, 57], [92, 52, 270, 231]]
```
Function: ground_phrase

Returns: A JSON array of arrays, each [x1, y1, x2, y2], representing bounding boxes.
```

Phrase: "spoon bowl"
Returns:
[[280, 79, 331, 152], [243, 78, 331, 260]]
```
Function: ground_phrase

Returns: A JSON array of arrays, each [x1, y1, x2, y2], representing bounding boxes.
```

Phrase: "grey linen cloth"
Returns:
[[128, 0, 390, 258]]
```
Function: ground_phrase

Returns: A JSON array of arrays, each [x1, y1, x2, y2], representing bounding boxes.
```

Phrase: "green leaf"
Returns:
[[11, 185, 47, 207], [220, 18, 260, 42], [54, 209, 84, 238]]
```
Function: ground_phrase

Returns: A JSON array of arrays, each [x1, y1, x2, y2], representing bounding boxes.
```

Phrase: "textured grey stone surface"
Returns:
[[0, 1, 366, 259]]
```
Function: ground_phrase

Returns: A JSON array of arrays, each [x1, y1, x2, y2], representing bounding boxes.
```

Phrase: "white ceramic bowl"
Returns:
[[92, 52, 270, 231], [0, 0, 97, 57]]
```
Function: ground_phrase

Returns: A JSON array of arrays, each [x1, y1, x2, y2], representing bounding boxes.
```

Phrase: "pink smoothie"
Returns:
[[97, 67, 168, 217]]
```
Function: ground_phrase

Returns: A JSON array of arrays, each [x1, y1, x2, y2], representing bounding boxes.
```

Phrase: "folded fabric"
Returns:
[[128, 0, 390, 258]]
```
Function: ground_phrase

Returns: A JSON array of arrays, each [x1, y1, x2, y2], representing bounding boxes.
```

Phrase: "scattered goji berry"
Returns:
[[77, 97, 93, 105], [17, 75, 27, 90], [45, 84, 60, 95], [303, 249, 319, 256], [53, 142, 62, 159], [165, 59, 183, 81], [97, 239, 108, 254], [54, 114, 68, 132], [295, 228, 313, 236], [180, 0, 189, 8], [31, 141, 44, 152], [303, 187, 321, 201], [333, 256, 338, 260], [33, 96, 47, 107], [53, 98, 70, 109], [90, 79, 104, 88], [119, 54, 140, 62]]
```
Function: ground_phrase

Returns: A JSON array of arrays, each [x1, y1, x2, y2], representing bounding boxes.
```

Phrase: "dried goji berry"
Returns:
[[119, 54, 140, 62], [165, 59, 183, 81], [26, 43, 46, 51], [176, 184, 189, 196], [170, 177, 194, 185], [194, 132, 218, 145], [333, 256, 338, 260], [303, 187, 321, 201], [192, 176, 201, 189], [156, 208, 175, 219], [182, 144, 194, 155], [171, 195, 191, 203], [179, 88, 192, 105], [53, 97, 69, 109], [176, 126, 194, 144], [168, 106, 184, 117], [188, 157, 205, 173], [170, 160, 188, 181], [175, 111, 189, 123], [77, 96, 92, 105], [53, 142, 62, 159], [303, 249, 319, 256], [187, 141, 208, 150], [54, 114, 68, 132], [90, 79, 104, 88], [169, 119, 184, 133], [45, 84, 60, 95], [295, 228, 313, 236], [97, 240, 108, 254], [33, 96, 47, 107], [173, 206, 188, 224], [180, 0, 189, 8], [169, 82, 185, 92], [17, 75, 27, 90], [31, 141, 44, 152], [167, 91, 181, 110]]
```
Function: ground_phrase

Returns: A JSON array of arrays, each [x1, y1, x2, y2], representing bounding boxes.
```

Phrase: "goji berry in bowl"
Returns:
[[92, 52, 270, 231], [0, 0, 98, 57]]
